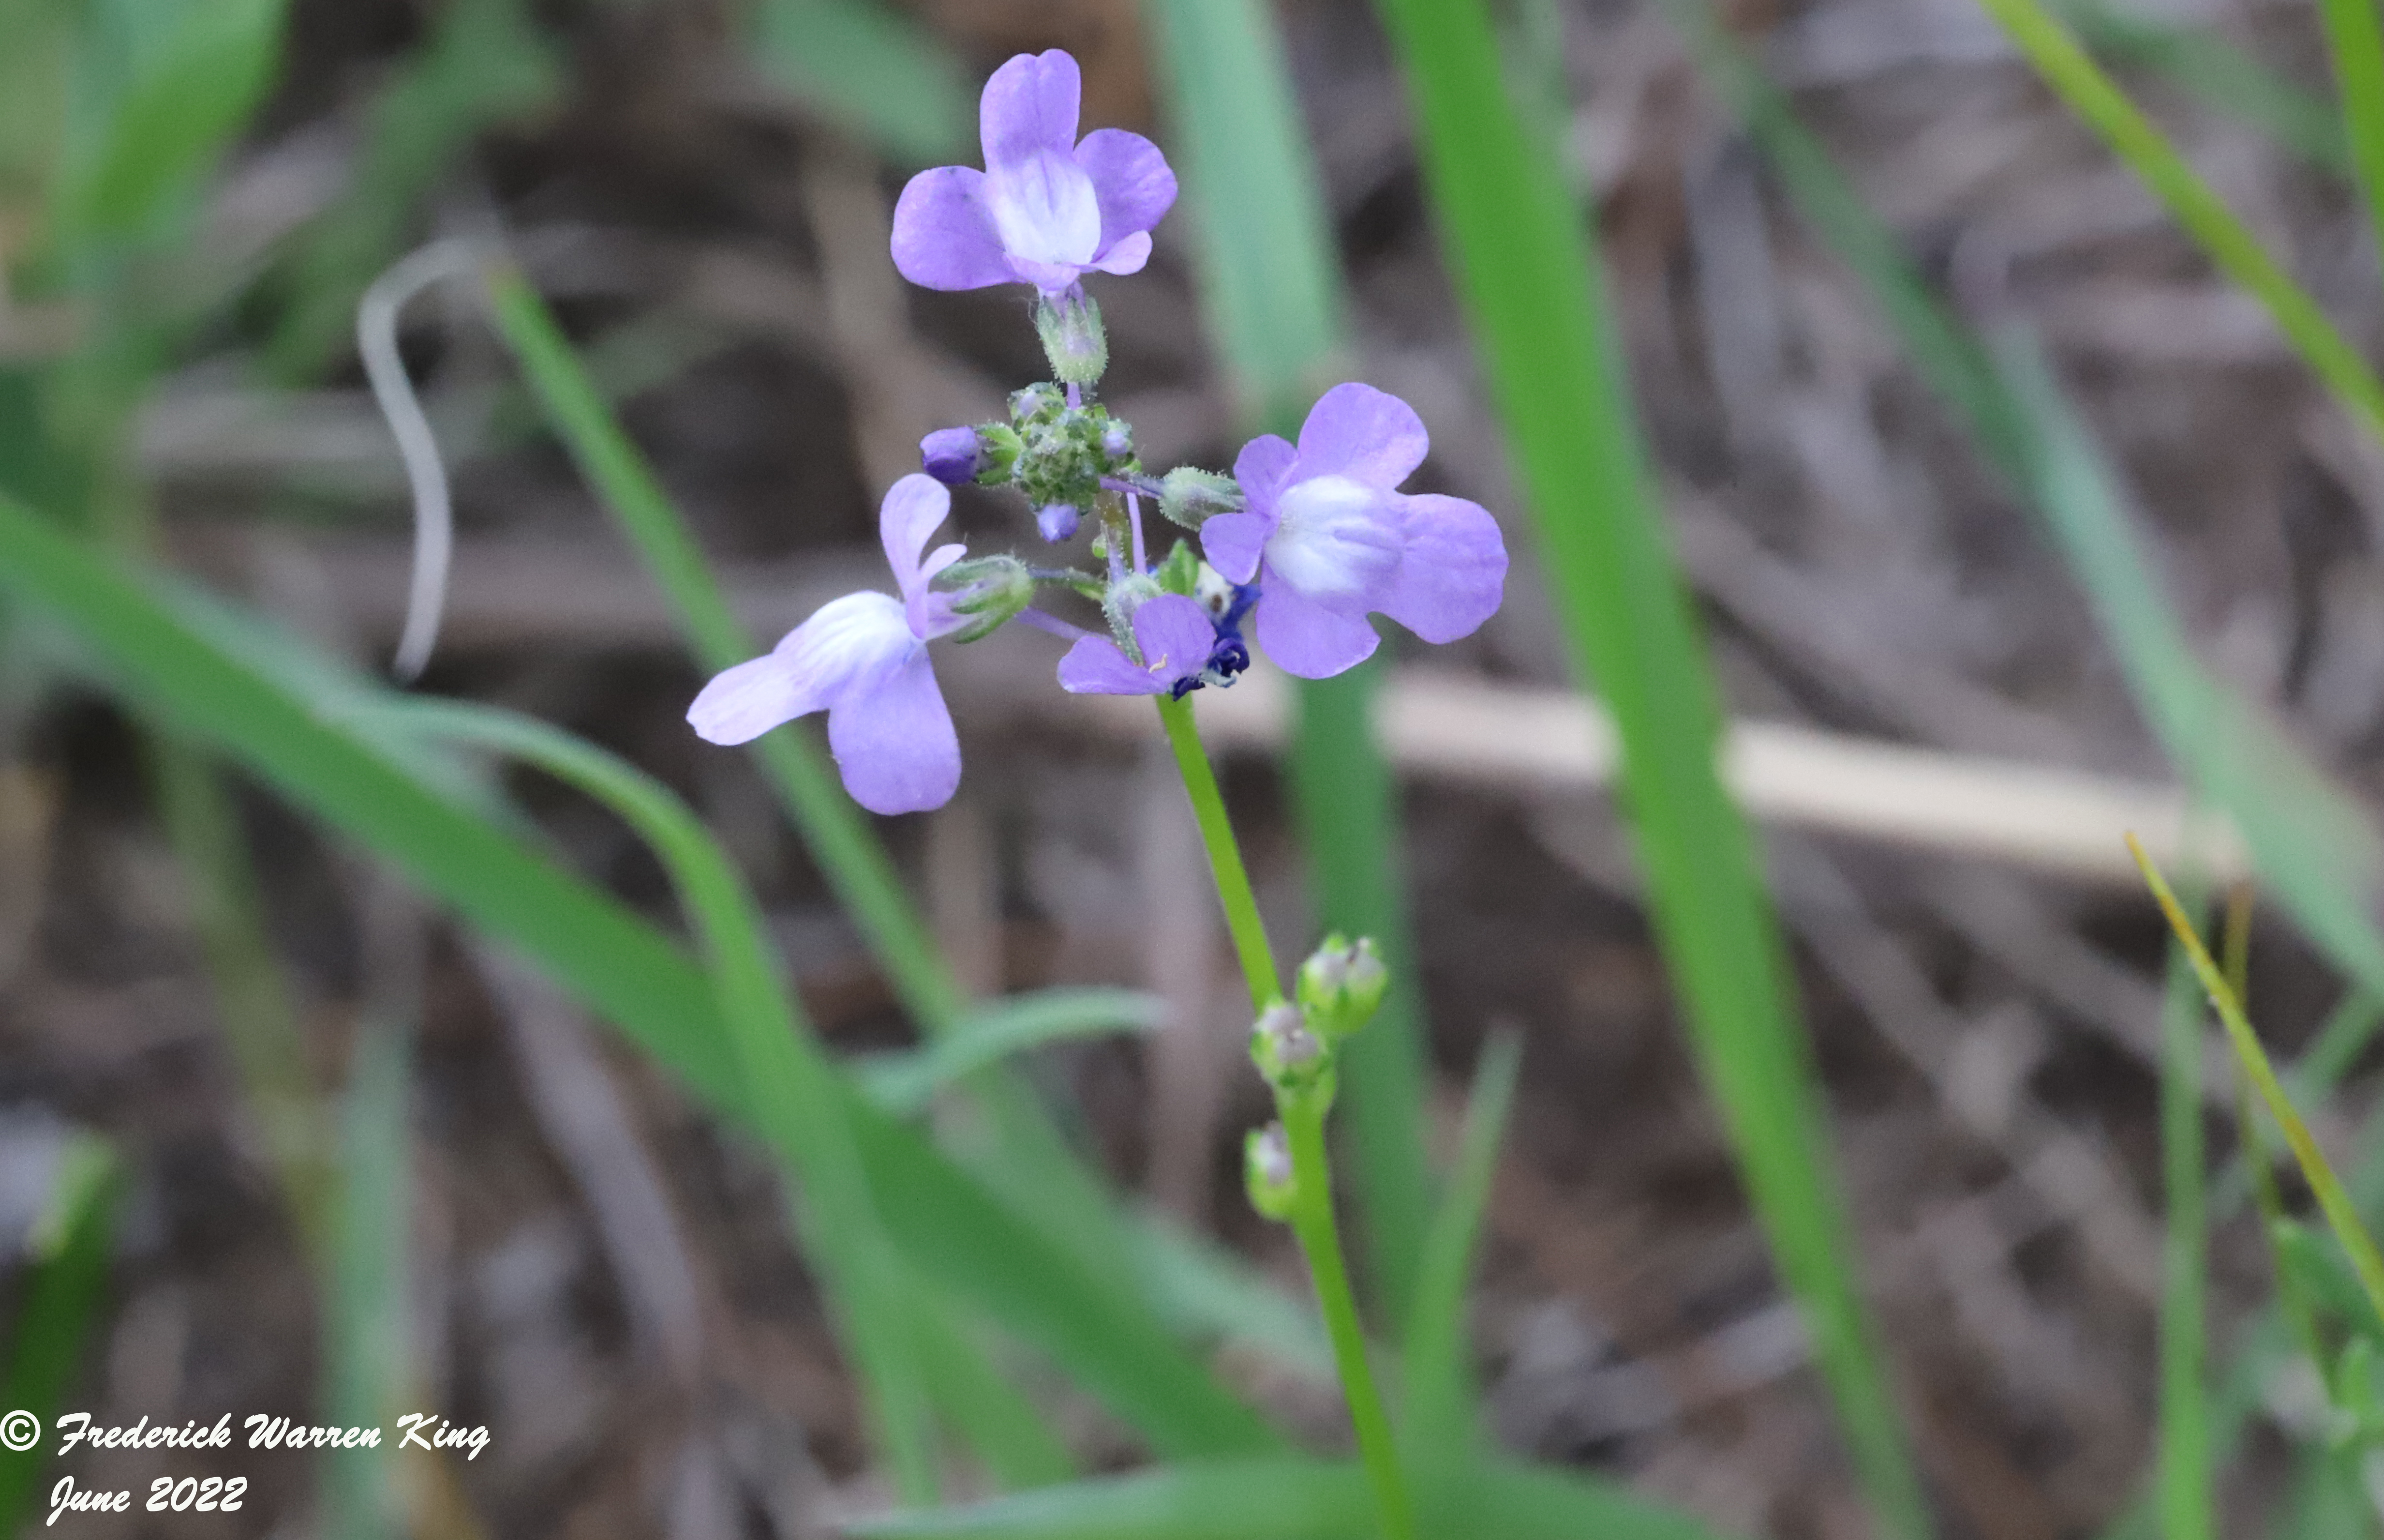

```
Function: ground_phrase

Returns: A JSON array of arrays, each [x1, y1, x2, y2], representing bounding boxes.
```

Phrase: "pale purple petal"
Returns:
[[1264, 474, 1401, 607], [1057, 636, 1165, 695], [1232, 433, 1298, 513], [1199, 510, 1271, 585], [890, 167, 1013, 291], [1253, 578, 1381, 679], [1131, 595, 1217, 679], [687, 591, 910, 745], [879, 474, 962, 636], [1087, 230, 1152, 277], [1074, 128, 1177, 252], [1293, 383, 1429, 489], [1380, 493, 1508, 643], [687, 652, 815, 745], [980, 50, 1080, 171], [826, 645, 961, 814]]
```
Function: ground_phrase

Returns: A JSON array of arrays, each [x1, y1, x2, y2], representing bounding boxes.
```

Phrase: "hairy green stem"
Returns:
[[1155, 694, 1412, 1538], [1156, 694, 1281, 1008], [1283, 1092, 1417, 1540]]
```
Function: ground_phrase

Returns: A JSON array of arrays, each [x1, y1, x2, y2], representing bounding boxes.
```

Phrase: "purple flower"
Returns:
[[687, 475, 969, 814], [1198, 384, 1507, 679], [891, 50, 1177, 296], [1057, 594, 1217, 698]]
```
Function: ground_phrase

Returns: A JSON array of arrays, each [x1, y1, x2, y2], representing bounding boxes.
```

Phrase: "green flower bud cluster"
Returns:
[[970, 382, 1141, 526], [1244, 933, 1393, 1225], [930, 553, 1036, 643]]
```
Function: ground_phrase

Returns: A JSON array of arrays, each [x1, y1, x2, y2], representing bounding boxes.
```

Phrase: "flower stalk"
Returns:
[[1157, 691, 1416, 1540]]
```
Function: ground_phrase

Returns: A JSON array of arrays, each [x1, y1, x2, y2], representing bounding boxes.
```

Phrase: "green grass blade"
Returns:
[[2133, 835, 2384, 1338], [2313, 0, 2384, 282], [1141, 0, 1437, 1329], [0, 1134, 119, 1537], [1972, 0, 2384, 442], [2158, 901, 2211, 1540], [1401, 1031, 1520, 1462], [268, 0, 561, 377], [746, 0, 968, 165], [53, 0, 289, 250], [0, 494, 1274, 1460], [369, 697, 940, 1502], [322, 1014, 413, 1540], [860, 988, 1162, 1115], [2060, 1, 2351, 175], [848, 1459, 1728, 1540], [1366, 2, 1931, 1532], [909, 1298, 1077, 1490], [2289, 990, 2384, 1100], [1668, 12, 2384, 1012], [146, 732, 334, 1258]]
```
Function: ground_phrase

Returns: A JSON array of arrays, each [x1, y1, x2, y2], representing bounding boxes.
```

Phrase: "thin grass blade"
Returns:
[[1970, 0, 2384, 441], [322, 1014, 413, 1540], [746, 0, 968, 165], [2131, 834, 2384, 1337], [1401, 1031, 1521, 1461], [860, 989, 1162, 1115], [2159, 885, 2211, 1540], [2313, 0, 2384, 282], [1364, 2, 1931, 1531]]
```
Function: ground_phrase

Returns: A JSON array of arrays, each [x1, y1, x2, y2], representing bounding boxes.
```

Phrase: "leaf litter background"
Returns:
[[6, 0, 2384, 1536]]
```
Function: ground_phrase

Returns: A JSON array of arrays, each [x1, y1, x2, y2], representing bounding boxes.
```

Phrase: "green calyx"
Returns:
[[1157, 466, 1243, 529], [1296, 934, 1388, 1043], [930, 554, 1035, 642], [1034, 292, 1109, 386]]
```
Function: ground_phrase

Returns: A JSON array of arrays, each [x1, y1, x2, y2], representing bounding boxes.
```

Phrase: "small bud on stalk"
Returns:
[[1245, 1123, 1297, 1222], [1158, 466, 1243, 529], [1297, 934, 1388, 1042], [1251, 999, 1330, 1098], [1037, 503, 1081, 542]]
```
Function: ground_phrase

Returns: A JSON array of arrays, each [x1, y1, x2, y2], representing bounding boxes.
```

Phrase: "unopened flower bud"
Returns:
[[930, 553, 1034, 642], [1100, 419, 1133, 462], [1034, 292, 1109, 387], [919, 426, 985, 486], [1011, 383, 1064, 423], [1297, 934, 1388, 1041], [1159, 467, 1244, 530], [1251, 999, 1327, 1094], [1037, 503, 1081, 543], [1244, 1123, 1296, 1223]]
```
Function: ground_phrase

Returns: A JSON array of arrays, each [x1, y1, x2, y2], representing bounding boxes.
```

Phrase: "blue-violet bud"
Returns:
[[1037, 503, 1081, 543], [920, 426, 985, 486], [1101, 419, 1133, 462]]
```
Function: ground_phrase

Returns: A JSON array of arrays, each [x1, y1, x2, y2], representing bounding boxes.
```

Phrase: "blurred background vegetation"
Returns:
[[3, 0, 2384, 1536]]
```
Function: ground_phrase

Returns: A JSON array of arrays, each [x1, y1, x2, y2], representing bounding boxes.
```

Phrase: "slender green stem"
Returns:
[[1282, 1093, 1417, 1540], [1974, 0, 2384, 443], [2157, 888, 2209, 1540], [1156, 694, 1281, 1009], [2131, 834, 2384, 1337], [1156, 695, 1412, 1539], [2314, 0, 2384, 291]]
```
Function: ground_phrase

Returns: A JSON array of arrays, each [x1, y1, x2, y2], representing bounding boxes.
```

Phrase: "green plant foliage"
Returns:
[[321, 1018, 413, 1540], [0, 1134, 119, 1538], [53, 0, 291, 251], [1364, 1, 1931, 1532], [848, 1458, 1728, 1540], [748, 0, 968, 165], [0, 492, 1282, 1463]]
